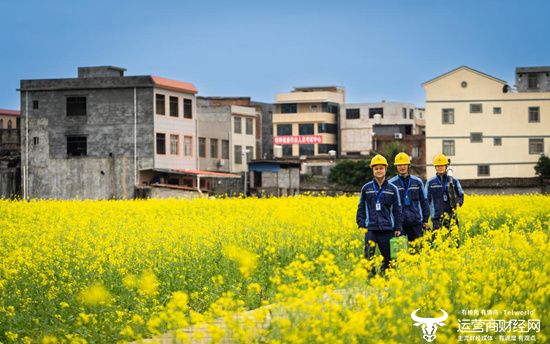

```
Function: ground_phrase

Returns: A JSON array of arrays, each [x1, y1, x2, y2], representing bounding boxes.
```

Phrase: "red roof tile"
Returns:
[[151, 76, 197, 94], [0, 109, 20, 117]]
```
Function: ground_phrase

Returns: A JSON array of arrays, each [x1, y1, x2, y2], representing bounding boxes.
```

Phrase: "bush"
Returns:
[[535, 155, 550, 179]]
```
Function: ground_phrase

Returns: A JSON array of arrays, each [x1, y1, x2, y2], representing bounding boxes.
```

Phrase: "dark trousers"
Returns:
[[403, 224, 423, 242], [364, 230, 395, 272]]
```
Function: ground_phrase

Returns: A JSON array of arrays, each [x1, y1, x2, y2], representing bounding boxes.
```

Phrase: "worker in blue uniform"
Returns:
[[389, 152, 430, 241], [425, 153, 464, 230], [356, 154, 403, 272]]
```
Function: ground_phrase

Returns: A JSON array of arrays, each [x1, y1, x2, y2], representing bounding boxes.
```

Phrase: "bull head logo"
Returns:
[[411, 308, 448, 342]]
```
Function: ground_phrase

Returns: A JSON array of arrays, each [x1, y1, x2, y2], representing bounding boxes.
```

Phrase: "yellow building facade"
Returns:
[[423, 66, 550, 179], [273, 86, 344, 158]]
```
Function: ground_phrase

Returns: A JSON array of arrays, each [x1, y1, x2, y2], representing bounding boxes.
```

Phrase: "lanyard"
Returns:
[[399, 176, 411, 196], [437, 175, 448, 198], [373, 181, 387, 204]]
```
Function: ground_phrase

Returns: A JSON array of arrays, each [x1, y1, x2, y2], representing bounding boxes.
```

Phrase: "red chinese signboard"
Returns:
[[273, 135, 323, 145]]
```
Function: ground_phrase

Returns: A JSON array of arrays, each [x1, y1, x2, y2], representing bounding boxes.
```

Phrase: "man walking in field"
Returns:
[[425, 153, 464, 230], [389, 152, 430, 241], [356, 154, 403, 272]]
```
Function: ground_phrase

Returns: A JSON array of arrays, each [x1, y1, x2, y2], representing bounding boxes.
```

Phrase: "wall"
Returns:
[[424, 67, 550, 179], [20, 82, 155, 199], [153, 87, 196, 170]]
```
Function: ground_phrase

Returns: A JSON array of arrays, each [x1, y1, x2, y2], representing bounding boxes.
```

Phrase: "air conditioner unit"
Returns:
[[394, 133, 403, 139], [217, 159, 225, 167]]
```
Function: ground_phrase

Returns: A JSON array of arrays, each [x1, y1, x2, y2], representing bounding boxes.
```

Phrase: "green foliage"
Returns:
[[328, 159, 373, 188], [329, 142, 414, 188], [534, 155, 550, 179]]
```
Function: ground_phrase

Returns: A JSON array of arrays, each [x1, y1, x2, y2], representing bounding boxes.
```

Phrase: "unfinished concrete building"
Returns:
[[19, 66, 198, 199]]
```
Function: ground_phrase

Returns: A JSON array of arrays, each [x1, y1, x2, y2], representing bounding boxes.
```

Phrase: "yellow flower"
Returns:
[[78, 283, 111, 306]]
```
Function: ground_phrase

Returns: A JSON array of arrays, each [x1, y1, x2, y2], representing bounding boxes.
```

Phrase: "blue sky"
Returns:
[[1, 0, 549, 110]]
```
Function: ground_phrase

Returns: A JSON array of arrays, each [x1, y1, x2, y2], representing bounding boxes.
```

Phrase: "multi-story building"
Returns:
[[196, 97, 258, 173], [515, 66, 550, 92], [19, 66, 198, 199], [0, 109, 21, 197], [423, 65, 550, 179], [273, 86, 343, 174], [340, 101, 425, 166]]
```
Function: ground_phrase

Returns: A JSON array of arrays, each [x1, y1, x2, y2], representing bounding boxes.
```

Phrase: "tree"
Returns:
[[534, 155, 550, 179], [328, 159, 373, 188], [329, 141, 418, 189]]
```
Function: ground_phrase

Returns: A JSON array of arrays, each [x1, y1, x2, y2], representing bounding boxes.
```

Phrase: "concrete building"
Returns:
[[248, 160, 300, 196], [340, 101, 425, 165], [423, 65, 550, 180], [196, 98, 258, 173], [0, 109, 21, 197], [273, 86, 344, 175], [19, 66, 199, 199], [516, 66, 550, 92]]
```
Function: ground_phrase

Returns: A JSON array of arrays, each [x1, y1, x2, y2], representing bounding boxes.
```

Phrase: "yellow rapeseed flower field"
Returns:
[[0, 195, 549, 343]]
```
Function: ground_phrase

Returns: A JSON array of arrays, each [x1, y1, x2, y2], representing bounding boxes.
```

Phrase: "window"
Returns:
[[66, 97, 86, 116], [470, 132, 483, 143], [246, 146, 254, 162], [369, 108, 384, 119], [442, 108, 454, 124], [33, 137, 39, 145], [0, 119, 3, 128], [277, 124, 292, 136], [234, 117, 242, 134], [198, 137, 206, 157], [478, 165, 490, 176], [494, 137, 502, 146], [528, 74, 539, 89], [234, 145, 242, 164], [7, 120, 12, 129], [299, 144, 314, 156], [170, 134, 179, 155], [442, 140, 455, 156], [346, 108, 360, 119], [169, 96, 179, 117], [281, 103, 297, 113], [155, 94, 165, 115], [409, 109, 414, 119], [318, 144, 338, 154], [210, 138, 218, 158], [322, 102, 340, 115], [470, 104, 482, 113], [67, 136, 87, 157], [183, 99, 192, 119], [529, 138, 544, 154], [33, 100, 39, 109], [282, 145, 292, 156], [493, 107, 502, 114], [299, 123, 314, 135], [184, 136, 193, 157], [222, 140, 229, 159], [318, 123, 337, 134], [402, 108, 407, 119], [156, 133, 166, 155], [311, 105, 318, 112], [246, 118, 253, 135], [528, 107, 540, 123]]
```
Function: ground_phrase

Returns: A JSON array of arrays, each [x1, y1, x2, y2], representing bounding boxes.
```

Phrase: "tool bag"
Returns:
[[390, 235, 408, 259]]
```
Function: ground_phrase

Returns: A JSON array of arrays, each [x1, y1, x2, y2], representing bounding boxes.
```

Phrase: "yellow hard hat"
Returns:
[[433, 153, 449, 166], [370, 154, 388, 168], [394, 152, 411, 165]]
